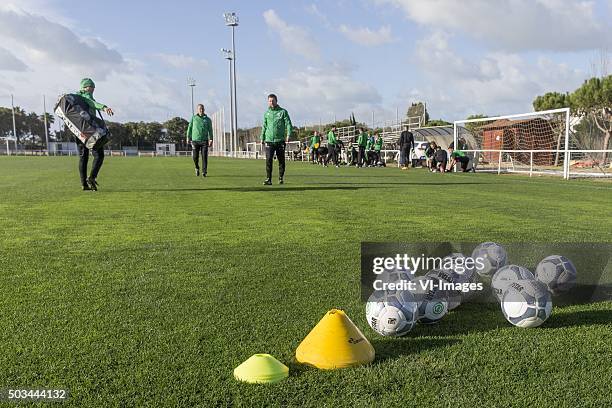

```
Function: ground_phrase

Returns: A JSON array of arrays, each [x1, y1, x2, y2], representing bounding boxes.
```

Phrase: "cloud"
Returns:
[[0, 7, 123, 78], [377, 0, 612, 51], [339, 25, 394, 46], [263, 9, 320, 60], [0, 47, 28, 71], [152, 53, 209, 71]]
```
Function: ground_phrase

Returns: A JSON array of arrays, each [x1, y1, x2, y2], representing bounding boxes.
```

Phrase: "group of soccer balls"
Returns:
[[365, 242, 578, 336]]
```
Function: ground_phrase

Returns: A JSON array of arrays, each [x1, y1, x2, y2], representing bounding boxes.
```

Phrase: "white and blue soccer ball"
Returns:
[[441, 252, 480, 300], [491, 265, 535, 302], [472, 242, 508, 277], [426, 269, 462, 310], [410, 276, 448, 324], [535, 255, 577, 296], [365, 289, 418, 336], [501, 279, 552, 328]]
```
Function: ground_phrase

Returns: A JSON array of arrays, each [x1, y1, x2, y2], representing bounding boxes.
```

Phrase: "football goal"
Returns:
[[454, 108, 611, 179]]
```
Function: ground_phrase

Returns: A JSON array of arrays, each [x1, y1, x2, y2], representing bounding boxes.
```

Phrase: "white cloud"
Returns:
[[377, 0, 612, 51], [263, 9, 320, 60], [0, 47, 27, 71], [0, 7, 123, 78], [152, 53, 209, 71], [339, 25, 394, 46]]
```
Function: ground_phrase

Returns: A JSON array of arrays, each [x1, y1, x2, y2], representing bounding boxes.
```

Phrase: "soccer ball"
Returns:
[[501, 279, 552, 328], [441, 252, 479, 300], [471, 242, 508, 277], [410, 276, 448, 324], [491, 265, 535, 302], [365, 289, 418, 336], [535, 255, 577, 296], [426, 269, 462, 310]]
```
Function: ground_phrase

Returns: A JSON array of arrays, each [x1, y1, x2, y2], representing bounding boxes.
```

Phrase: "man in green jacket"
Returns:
[[325, 127, 339, 167], [373, 133, 384, 165], [310, 131, 321, 164], [261, 94, 292, 185], [187, 104, 213, 177], [76, 78, 114, 191], [357, 128, 368, 167]]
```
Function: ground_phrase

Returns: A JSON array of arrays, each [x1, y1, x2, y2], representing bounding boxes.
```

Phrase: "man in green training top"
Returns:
[[76, 78, 114, 191], [373, 133, 384, 165], [357, 128, 368, 167], [448, 147, 474, 172], [186, 104, 213, 177], [326, 126, 339, 167], [310, 131, 321, 164], [261, 94, 293, 185]]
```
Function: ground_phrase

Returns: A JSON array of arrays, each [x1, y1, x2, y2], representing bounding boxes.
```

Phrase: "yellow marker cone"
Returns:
[[296, 309, 375, 370], [233, 354, 289, 384]]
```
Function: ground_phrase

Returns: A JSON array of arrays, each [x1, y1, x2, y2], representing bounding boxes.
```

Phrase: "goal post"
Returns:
[[454, 108, 574, 178]]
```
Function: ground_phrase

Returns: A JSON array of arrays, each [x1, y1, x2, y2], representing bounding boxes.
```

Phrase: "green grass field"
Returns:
[[0, 156, 611, 407]]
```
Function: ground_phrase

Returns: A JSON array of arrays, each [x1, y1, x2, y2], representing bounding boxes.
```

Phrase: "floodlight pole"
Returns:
[[222, 49, 235, 154], [188, 77, 196, 116], [225, 12, 239, 156], [43, 95, 49, 155]]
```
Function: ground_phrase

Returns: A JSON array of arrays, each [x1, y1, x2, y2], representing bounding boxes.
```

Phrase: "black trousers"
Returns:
[[265, 142, 286, 179], [77, 142, 104, 184], [326, 144, 338, 165], [192, 141, 209, 174], [357, 146, 366, 166], [457, 156, 470, 171]]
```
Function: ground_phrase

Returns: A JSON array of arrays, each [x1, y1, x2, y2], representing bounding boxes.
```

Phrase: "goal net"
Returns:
[[453, 108, 610, 178]]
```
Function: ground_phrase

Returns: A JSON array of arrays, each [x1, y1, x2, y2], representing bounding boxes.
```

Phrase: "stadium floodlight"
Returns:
[[187, 77, 196, 116], [223, 12, 238, 156], [223, 12, 239, 26]]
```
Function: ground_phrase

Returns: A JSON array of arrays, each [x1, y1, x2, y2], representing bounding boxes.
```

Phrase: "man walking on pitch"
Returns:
[[261, 94, 293, 185], [399, 124, 414, 170], [75, 78, 114, 191], [326, 127, 339, 167], [357, 128, 368, 167], [310, 131, 321, 164], [187, 104, 213, 177]]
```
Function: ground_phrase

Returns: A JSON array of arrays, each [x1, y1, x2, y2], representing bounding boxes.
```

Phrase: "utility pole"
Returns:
[[43, 95, 49, 155], [11, 94, 17, 154]]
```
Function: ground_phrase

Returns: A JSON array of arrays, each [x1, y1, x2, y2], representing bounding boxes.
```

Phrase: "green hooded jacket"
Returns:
[[374, 137, 383, 151], [187, 114, 213, 142], [310, 134, 321, 147], [261, 105, 292, 143], [357, 132, 368, 147], [76, 90, 106, 117], [327, 130, 337, 146]]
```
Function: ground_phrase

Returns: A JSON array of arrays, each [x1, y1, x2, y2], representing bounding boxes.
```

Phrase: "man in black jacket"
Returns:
[[398, 125, 414, 170]]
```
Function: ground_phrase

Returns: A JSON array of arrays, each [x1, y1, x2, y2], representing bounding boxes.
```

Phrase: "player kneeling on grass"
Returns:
[[434, 146, 448, 173], [425, 141, 437, 171], [448, 147, 474, 173], [261, 94, 293, 185], [187, 104, 213, 177]]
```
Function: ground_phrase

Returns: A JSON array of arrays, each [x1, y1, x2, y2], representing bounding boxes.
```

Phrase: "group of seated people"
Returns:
[[425, 141, 475, 173], [305, 128, 386, 168]]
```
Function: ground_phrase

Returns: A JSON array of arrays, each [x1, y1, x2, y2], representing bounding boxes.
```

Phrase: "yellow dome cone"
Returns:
[[234, 354, 289, 384], [296, 309, 375, 369]]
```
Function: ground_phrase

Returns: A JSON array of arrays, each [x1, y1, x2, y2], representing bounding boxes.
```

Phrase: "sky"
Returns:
[[0, 0, 611, 132]]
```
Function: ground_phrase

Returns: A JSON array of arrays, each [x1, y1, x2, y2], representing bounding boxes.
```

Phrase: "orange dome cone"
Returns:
[[295, 309, 375, 369]]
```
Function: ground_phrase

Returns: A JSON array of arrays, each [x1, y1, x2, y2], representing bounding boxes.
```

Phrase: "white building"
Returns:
[[156, 143, 176, 156], [48, 141, 78, 155]]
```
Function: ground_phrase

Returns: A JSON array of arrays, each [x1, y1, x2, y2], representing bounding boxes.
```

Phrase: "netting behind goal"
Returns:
[[455, 108, 611, 178]]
